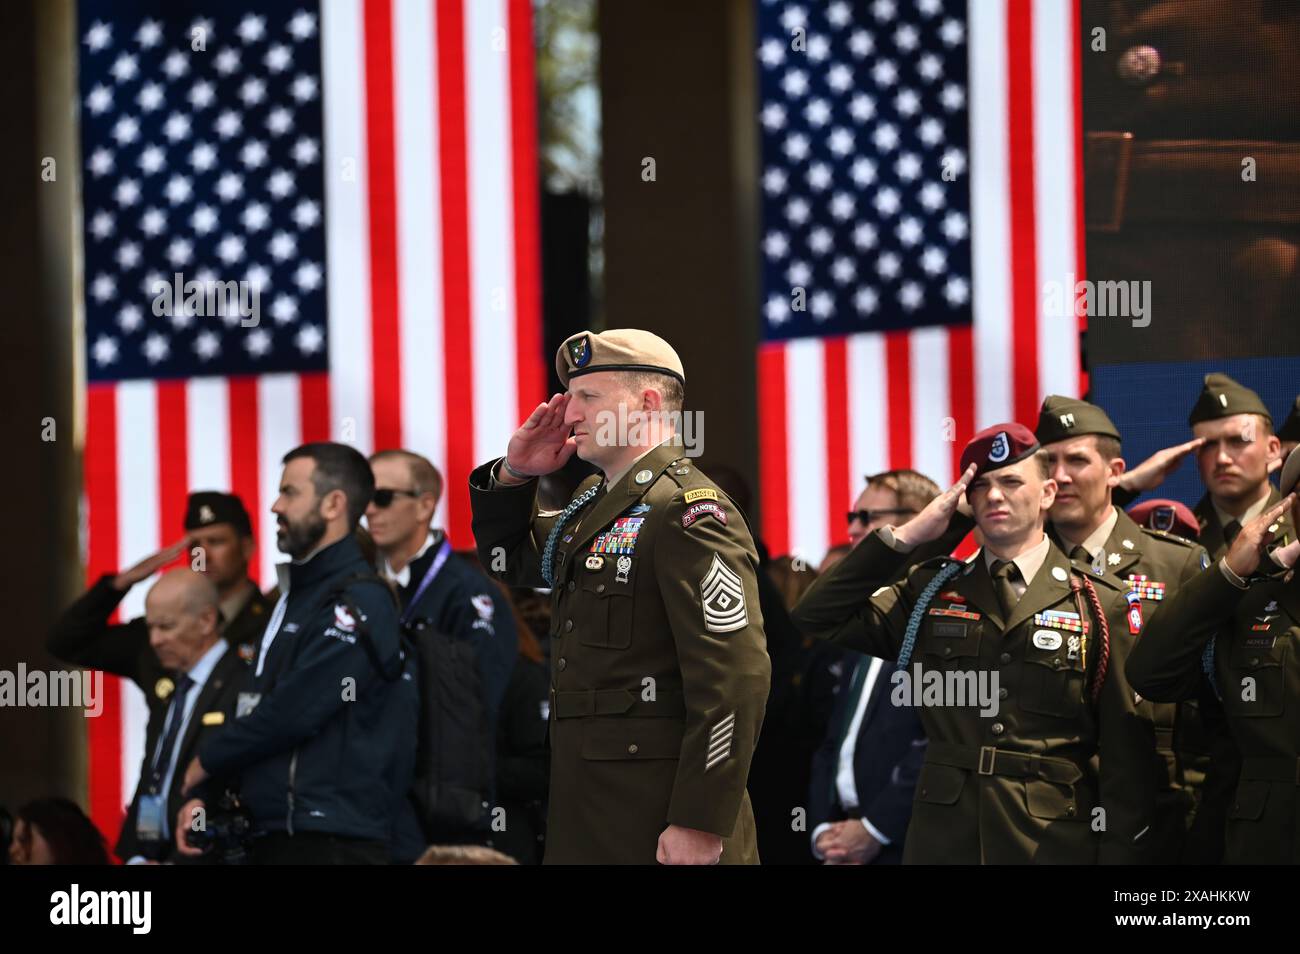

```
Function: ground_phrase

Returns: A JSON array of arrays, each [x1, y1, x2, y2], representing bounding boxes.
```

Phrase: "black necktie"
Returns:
[[149, 674, 194, 794], [991, 560, 1021, 619], [1069, 545, 1090, 563], [1224, 520, 1242, 545]]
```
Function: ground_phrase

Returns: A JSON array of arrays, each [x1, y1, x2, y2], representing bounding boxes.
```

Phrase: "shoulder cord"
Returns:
[[897, 560, 964, 669], [1069, 575, 1110, 704], [540, 484, 602, 586]]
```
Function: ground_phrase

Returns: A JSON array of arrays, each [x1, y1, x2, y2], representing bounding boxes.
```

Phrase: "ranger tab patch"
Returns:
[[684, 488, 719, 504], [682, 501, 726, 528]]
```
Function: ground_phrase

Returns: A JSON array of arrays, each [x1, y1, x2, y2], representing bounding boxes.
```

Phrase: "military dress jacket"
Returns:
[[792, 532, 1154, 864], [1181, 490, 1293, 862], [1127, 552, 1300, 863], [468, 442, 771, 864], [1052, 506, 1209, 863]]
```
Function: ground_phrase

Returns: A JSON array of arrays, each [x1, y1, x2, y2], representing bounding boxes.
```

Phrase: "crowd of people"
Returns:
[[12, 341, 1300, 863]]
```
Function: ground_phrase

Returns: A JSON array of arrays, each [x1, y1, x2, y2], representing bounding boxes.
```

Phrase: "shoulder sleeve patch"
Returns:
[[684, 488, 719, 504], [682, 501, 727, 528]]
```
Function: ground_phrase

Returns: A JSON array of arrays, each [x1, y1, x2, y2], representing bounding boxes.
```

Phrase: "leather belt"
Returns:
[[550, 687, 686, 719], [926, 741, 1084, 785]]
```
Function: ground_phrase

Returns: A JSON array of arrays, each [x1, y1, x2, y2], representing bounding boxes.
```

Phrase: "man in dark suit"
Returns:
[[47, 490, 271, 862], [809, 653, 925, 864], [803, 470, 938, 865], [48, 568, 250, 863]]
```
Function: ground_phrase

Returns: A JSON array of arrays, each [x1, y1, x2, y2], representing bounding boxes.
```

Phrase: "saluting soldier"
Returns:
[[1108, 373, 1293, 862], [792, 424, 1154, 864], [1035, 395, 1210, 863], [1127, 449, 1300, 863], [468, 329, 771, 865]]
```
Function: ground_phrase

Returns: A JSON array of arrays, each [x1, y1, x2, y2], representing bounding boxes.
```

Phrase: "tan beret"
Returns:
[[555, 328, 685, 388]]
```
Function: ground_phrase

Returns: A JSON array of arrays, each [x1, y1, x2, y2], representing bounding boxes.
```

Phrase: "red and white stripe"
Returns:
[[758, 0, 1085, 567], [82, 0, 544, 842]]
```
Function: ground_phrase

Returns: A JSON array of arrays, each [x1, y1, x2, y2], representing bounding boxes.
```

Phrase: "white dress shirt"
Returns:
[[810, 655, 893, 859]]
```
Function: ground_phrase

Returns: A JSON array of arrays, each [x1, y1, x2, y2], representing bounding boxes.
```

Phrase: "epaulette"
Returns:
[[1140, 526, 1199, 548]]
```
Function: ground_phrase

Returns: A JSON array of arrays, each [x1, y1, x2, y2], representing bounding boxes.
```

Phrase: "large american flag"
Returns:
[[756, 0, 1086, 562], [76, 0, 543, 841]]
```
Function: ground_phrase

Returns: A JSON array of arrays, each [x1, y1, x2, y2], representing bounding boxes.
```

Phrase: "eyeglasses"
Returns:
[[372, 487, 421, 508], [846, 508, 915, 526]]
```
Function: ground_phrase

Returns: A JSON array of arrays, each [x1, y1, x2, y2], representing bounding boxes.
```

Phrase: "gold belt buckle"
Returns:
[[1085, 131, 1135, 233]]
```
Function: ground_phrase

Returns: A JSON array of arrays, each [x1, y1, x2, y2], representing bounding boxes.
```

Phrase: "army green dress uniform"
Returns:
[[1127, 449, 1300, 863], [1036, 395, 1211, 863], [1178, 375, 1292, 862], [468, 330, 771, 864], [793, 424, 1155, 864]]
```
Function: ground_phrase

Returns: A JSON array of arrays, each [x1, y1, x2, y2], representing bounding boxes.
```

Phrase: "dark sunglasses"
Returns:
[[372, 487, 421, 508], [846, 508, 915, 525]]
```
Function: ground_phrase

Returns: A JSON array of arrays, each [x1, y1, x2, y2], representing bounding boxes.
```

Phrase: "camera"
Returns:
[[184, 791, 253, 865]]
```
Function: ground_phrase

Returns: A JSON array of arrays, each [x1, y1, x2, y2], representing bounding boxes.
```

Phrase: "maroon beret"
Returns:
[[959, 423, 1040, 480], [1127, 498, 1199, 540]]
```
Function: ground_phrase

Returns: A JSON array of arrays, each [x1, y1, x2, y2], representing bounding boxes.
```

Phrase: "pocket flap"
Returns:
[[581, 717, 683, 761], [1229, 779, 1270, 821], [1025, 778, 1082, 821], [916, 762, 966, 805]]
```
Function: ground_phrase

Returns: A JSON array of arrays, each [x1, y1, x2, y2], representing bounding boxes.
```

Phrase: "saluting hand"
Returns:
[[892, 463, 977, 549], [1116, 437, 1205, 495], [501, 393, 578, 483], [112, 537, 192, 591], [1224, 495, 1296, 579]]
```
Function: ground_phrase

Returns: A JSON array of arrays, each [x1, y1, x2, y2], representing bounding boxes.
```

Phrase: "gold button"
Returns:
[[557, 658, 567, 671], [628, 744, 638, 754], [564, 620, 574, 633], [596, 584, 606, 593]]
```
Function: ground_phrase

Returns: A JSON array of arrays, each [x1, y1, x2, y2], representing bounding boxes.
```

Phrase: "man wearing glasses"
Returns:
[[803, 470, 938, 864], [846, 470, 939, 548], [366, 450, 519, 858]]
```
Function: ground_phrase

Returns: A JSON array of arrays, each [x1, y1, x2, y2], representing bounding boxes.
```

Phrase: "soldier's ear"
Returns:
[[1041, 477, 1058, 509], [1106, 457, 1126, 487]]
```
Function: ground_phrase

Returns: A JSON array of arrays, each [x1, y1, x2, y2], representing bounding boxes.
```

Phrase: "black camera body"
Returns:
[[184, 791, 254, 865]]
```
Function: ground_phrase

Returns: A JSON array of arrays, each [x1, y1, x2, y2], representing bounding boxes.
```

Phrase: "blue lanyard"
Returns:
[[400, 538, 452, 626]]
